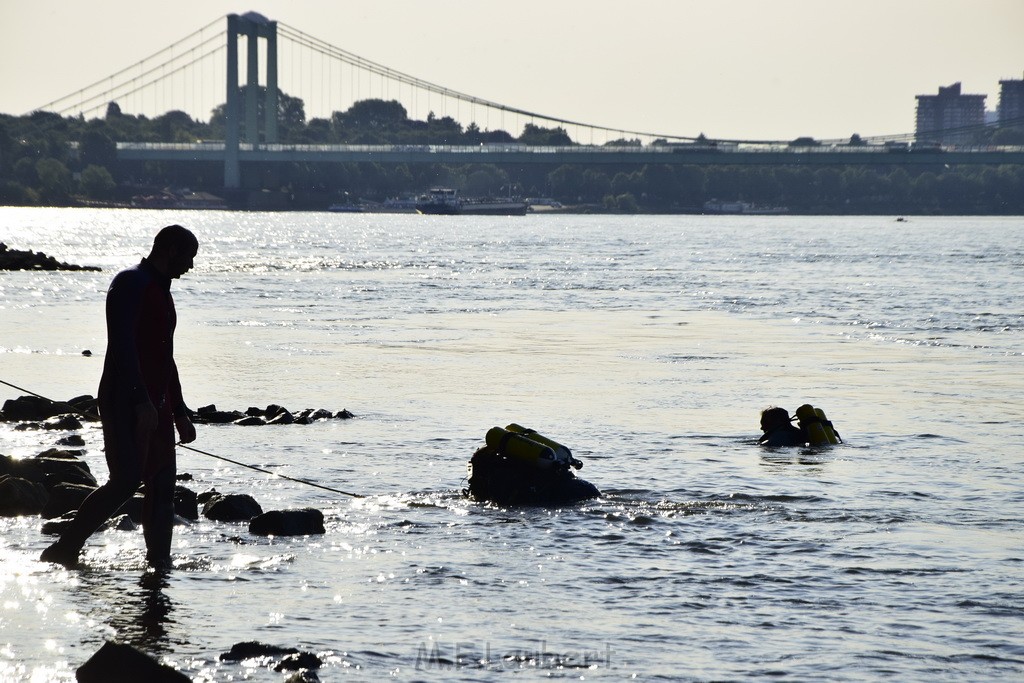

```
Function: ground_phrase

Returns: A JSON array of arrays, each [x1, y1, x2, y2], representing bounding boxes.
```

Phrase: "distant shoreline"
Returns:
[[3, 200, 1022, 217]]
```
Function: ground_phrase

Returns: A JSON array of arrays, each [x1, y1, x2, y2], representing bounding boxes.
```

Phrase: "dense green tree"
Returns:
[[675, 165, 705, 208], [13, 157, 39, 187], [519, 123, 572, 146], [425, 113, 463, 144], [79, 164, 116, 198], [641, 164, 678, 208], [548, 164, 585, 201], [0, 179, 34, 205], [604, 192, 638, 213], [604, 138, 642, 147], [79, 127, 117, 170], [704, 166, 740, 202], [344, 100, 408, 129], [816, 167, 842, 203], [611, 170, 642, 198], [744, 167, 784, 206], [464, 164, 509, 196], [581, 169, 611, 203], [0, 120, 12, 173], [35, 158, 73, 203]]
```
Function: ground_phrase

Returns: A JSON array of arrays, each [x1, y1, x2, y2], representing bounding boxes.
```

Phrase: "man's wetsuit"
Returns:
[[56, 258, 187, 563]]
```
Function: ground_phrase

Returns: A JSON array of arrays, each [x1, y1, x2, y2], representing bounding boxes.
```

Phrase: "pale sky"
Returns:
[[2, 0, 1022, 142]]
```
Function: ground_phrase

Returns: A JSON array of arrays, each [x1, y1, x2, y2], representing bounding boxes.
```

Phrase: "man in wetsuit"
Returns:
[[41, 225, 199, 569], [758, 406, 807, 447]]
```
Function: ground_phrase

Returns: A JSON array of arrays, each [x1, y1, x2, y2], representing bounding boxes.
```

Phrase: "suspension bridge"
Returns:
[[35, 12, 1024, 190]]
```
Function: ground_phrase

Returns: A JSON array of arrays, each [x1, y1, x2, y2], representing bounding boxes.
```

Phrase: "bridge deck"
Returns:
[[116, 142, 1024, 166]]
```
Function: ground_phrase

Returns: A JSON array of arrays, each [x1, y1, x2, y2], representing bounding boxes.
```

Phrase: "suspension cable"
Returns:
[[34, 16, 225, 115]]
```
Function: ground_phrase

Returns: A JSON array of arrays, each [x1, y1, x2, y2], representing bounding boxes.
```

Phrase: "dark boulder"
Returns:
[[266, 410, 295, 425], [219, 641, 321, 673], [36, 456, 97, 488], [265, 404, 288, 419], [43, 512, 138, 535], [76, 641, 189, 682], [0, 454, 37, 480], [43, 414, 83, 431], [41, 483, 143, 522], [192, 404, 246, 424], [249, 508, 326, 536], [66, 395, 99, 418], [0, 475, 49, 516], [107, 514, 138, 531], [0, 394, 96, 422], [40, 483, 95, 519], [173, 485, 199, 520], [196, 489, 221, 505], [2, 451, 96, 488], [187, 403, 353, 426], [203, 493, 263, 522], [37, 447, 87, 459], [275, 651, 322, 672], [220, 641, 299, 661], [1, 395, 61, 422], [41, 514, 74, 535]]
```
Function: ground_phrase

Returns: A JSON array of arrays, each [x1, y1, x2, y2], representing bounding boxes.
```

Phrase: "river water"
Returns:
[[1, 208, 1022, 681]]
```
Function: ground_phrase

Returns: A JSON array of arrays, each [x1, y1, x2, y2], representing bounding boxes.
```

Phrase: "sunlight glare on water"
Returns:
[[1, 209, 1022, 680]]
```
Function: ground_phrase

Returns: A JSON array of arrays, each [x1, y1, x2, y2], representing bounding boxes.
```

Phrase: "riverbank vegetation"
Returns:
[[2, 91, 1023, 213]]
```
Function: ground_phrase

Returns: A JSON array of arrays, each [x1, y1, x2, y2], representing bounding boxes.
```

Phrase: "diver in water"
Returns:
[[758, 406, 807, 447]]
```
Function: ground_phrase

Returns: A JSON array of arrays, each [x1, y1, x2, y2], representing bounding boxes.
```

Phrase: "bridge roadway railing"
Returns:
[[114, 142, 1024, 166]]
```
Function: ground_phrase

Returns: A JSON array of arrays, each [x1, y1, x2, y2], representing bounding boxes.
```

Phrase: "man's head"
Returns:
[[150, 225, 198, 279], [760, 406, 792, 433]]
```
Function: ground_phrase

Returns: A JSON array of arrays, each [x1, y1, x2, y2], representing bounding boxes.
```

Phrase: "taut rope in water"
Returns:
[[0, 378, 365, 499]]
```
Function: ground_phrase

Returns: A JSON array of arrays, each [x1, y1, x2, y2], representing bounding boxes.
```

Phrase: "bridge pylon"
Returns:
[[225, 12, 278, 189]]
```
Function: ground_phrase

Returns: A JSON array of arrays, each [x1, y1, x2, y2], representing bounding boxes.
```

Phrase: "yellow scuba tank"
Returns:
[[504, 424, 580, 468], [485, 426, 558, 468], [796, 404, 831, 445], [814, 407, 840, 444]]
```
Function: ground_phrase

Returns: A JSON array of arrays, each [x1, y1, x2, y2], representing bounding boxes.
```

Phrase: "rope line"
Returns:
[[0, 378, 364, 499]]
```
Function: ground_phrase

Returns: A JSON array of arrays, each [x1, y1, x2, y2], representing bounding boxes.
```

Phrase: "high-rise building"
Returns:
[[998, 74, 1024, 125], [915, 82, 986, 145]]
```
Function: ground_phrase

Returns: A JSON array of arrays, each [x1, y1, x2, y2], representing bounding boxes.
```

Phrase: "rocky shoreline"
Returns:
[[1, 393, 347, 530], [0, 243, 100, 271], [1, 393, 350, 678]]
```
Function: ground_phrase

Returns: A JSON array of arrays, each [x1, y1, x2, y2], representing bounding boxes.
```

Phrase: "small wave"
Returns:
[[841, 566, 967, 576], [956, 598, 1024, 617]]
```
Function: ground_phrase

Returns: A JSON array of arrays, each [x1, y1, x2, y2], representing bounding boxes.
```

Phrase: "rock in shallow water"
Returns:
[[76, 641, 189, 682], [249, 508, 326, 536]]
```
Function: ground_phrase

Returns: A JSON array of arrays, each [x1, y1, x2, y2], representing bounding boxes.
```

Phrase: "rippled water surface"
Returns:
[[1, 209, 1022, 680]]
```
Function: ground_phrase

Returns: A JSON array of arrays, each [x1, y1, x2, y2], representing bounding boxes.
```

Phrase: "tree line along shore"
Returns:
[[2, 93, 1024, 214]]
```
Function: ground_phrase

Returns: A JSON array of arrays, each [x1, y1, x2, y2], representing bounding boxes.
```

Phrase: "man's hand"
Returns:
[[175, 414, 197, 444]]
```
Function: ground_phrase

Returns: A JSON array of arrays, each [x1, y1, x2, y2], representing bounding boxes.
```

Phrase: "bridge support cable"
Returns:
[[33, 16, 225, 120], [276, 22, 700, 145]]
